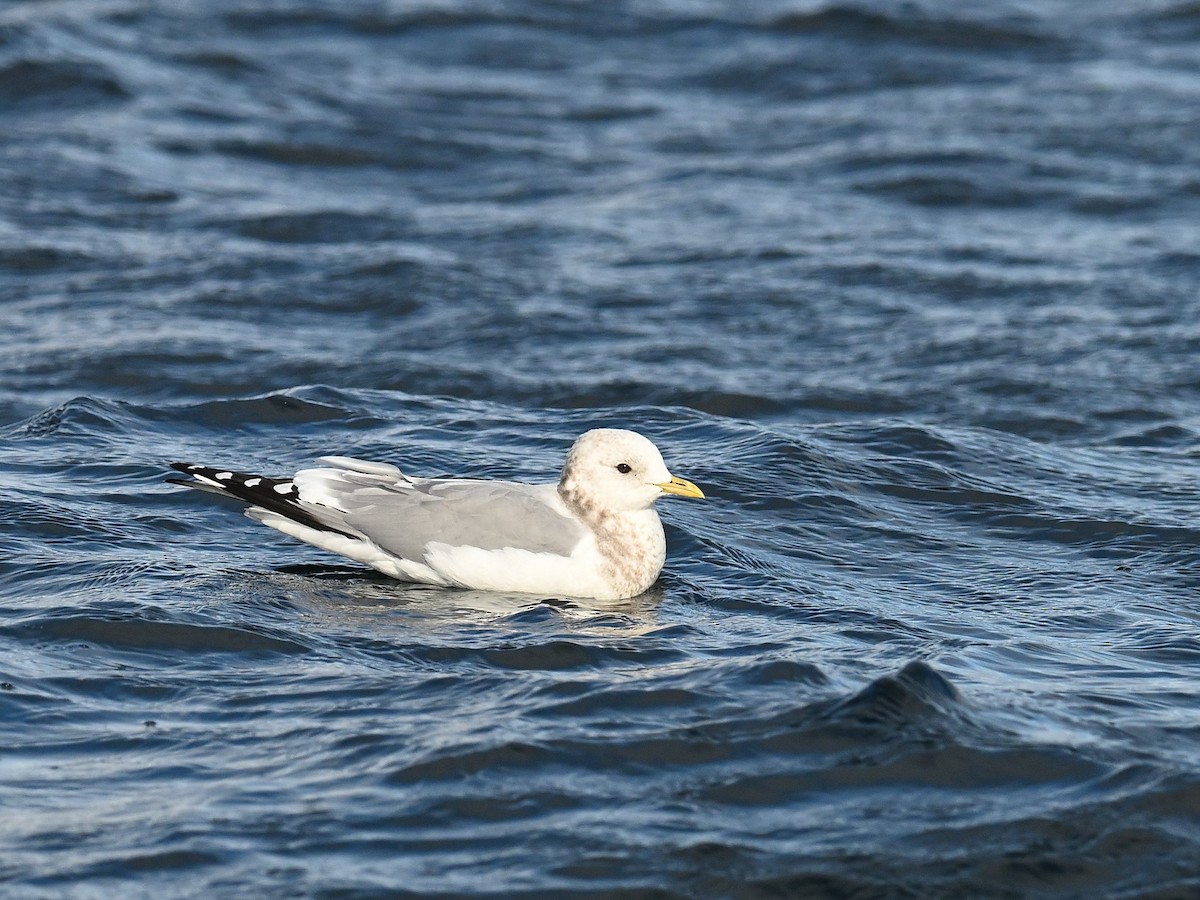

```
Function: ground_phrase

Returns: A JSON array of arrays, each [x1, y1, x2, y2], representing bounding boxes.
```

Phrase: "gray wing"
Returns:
[[293, 464, 588, 562]]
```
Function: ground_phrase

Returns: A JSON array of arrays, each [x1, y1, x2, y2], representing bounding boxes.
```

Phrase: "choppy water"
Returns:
[[3, 1, 1200, 896]]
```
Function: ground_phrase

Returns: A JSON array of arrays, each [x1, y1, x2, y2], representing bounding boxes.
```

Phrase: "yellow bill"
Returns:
[[656, 475, 705, 499]]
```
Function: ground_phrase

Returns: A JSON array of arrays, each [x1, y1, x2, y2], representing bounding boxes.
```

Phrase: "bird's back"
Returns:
[[293, 467, 589, 563]]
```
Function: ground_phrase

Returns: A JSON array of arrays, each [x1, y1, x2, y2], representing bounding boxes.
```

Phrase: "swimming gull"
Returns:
[[168, 428, 705, 600]]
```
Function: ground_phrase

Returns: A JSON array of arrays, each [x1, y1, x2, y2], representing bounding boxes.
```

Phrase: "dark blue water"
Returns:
[[3, 1, 1200, 896]]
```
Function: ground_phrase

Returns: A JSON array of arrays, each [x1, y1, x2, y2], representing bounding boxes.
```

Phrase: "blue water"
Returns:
[[3, 1, 1200, 896]]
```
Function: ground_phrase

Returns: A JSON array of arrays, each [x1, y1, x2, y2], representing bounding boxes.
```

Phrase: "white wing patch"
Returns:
[[292, 466, 409, 513], [317, 456, 410, 481]]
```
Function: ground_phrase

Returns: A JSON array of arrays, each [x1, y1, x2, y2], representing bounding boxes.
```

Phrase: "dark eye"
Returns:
[[616, 463, 632, 474]]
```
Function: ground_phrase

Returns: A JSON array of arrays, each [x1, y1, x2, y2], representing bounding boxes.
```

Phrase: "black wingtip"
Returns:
[[166, 461, 356, 540]]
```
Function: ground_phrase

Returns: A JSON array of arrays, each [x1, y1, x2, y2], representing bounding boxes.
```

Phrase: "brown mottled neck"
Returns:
[[558, 464, 667, 598], [557, 458, 595, 525]]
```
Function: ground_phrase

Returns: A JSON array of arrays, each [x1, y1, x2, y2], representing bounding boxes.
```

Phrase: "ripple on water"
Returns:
[[4, 612, 311, 657], [2, 0, 1200, 894]]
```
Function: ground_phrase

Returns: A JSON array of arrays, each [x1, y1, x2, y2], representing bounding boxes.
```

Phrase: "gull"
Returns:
[[168, 428, 705, 601]]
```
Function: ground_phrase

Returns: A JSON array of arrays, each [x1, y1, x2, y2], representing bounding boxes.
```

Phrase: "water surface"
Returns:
[[2, 1, 1200, 896]]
